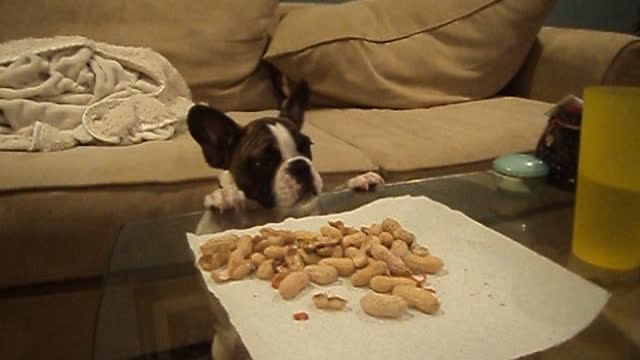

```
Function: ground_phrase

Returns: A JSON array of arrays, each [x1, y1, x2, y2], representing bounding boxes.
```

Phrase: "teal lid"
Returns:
[[492, 154, 549, 178]]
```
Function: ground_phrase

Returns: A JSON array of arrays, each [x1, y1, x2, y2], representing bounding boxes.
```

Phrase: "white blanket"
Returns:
[[0, 36, 194, 151]]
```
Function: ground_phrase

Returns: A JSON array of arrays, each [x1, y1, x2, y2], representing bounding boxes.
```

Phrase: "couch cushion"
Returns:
[[0, 0, 279, 111], [307, 97, 552, 179], [265, 0, 556, 109], [0, 132, 218, 191], [507, 27, 640, 103], [0, 111, 376, 193]]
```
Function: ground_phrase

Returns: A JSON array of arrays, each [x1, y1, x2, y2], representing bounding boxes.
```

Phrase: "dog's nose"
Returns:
[[287, 158, 318, 196], [288, 158, 311, 178]]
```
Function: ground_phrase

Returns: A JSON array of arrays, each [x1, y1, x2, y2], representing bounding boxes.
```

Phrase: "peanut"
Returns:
[[200, 234, 238, 255], [381, 217, 402, 233], [392, 285, 440, 314], [229, 261, 254, 280], [369, 275, 418, 293], [198, 254, 215, 271], [211, 269, 231, 283], [255, 236, 286, 252], [390, 240, 410, 258], [370, 244, 411, 277], [321, 225, 342, 241], [256, 259, 275, 280], [328, 220, 358, 235], [359, 236, 374, 256], [312, 293, 347, 310], [362, 223, 383, 236], [319, 257, 356, 277], [271, 269, 290, 289], [342, 232, 367, 248], [250, 252, 267, 267], [259, 227, 279, 238], [304, 264, 338, 285], [225, 235, 254, 280], [360, 292, 408, 318], [285, 248, 305, 271], [412, 245, 430, 256], [351, 260, 388, 287], [235, 235, 254, 257], [251, 234, 263, 245], [198, 252, 230, 271], [393, 228, 416, 245], [378, 232, 394, 247], [344, 246, 369, 268], [331, 246, 344, 258], [299, 250, 321, 265], [404, 254, 444, 274], [260, 228, 296, 244], [227, 251, 246, 270], [263, 245, 289, 259], [278, 271, 311, 300], [295, 230, 321, 243], [316, 245, 336, 257], [368, 235, 382, 248], [343, 246, 358, 258]]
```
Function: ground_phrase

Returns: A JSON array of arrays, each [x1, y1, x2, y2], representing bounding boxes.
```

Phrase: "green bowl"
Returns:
[[492, 154, 549, 194]]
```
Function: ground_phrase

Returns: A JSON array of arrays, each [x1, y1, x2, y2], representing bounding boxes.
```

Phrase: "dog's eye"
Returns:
[[297, 135, 312, 154], [302, 137, 312, 146], [247, 157, 262, 170]]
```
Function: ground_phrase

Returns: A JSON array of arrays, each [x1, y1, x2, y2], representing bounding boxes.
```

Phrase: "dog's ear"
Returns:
[[279, 80, 309, 129], [187, 104, 242, 169]]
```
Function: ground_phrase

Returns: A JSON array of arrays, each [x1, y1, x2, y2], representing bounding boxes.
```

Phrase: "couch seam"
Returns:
[[307, 122, 382, 172], [266, 0, 502, 58], [600, 38, 640, 84]]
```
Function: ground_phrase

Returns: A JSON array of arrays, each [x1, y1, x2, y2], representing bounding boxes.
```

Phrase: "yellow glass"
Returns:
[[572, 87, 640, 270]]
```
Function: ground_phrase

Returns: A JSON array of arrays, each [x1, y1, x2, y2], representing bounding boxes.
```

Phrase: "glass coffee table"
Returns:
[[93, 171, 639, 360]]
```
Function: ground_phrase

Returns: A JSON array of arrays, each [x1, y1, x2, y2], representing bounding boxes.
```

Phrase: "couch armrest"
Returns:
[[505, 26, 640, 102]]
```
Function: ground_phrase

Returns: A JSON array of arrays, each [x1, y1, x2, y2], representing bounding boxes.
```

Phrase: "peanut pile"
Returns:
[[198, 218, 443, 319]]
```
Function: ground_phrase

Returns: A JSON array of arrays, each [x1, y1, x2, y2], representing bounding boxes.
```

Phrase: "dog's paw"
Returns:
[[347, 171, 385, 192], [204, 188, 246, 213]]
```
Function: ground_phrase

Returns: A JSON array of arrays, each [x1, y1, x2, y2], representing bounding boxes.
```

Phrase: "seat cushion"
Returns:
[[0, 0, 280, 111], [0, 132, 218, 192], [306, 97, 552, 180], [265, 0, 556, 109]]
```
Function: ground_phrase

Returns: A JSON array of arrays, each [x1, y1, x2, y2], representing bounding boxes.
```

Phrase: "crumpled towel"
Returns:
[[0, 36, 194, 151]]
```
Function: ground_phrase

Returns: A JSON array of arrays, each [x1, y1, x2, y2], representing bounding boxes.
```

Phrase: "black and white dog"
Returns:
[[187, 81, 383, 359], [187, 81, 383, 214]]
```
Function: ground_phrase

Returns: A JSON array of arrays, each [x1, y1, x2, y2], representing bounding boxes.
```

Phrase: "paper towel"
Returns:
[[187, 196, 609, 360]]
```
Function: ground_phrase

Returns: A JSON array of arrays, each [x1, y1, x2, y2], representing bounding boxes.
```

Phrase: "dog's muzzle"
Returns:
[[287, 158, 319, 196], [273, 156, 323, 208]]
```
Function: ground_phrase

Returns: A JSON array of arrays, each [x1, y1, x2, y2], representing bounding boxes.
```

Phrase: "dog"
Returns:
[[187, 81, 384, 360]]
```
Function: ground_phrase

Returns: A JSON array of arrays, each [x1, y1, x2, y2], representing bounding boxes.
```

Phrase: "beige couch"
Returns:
[[1, 0, 639, 359]]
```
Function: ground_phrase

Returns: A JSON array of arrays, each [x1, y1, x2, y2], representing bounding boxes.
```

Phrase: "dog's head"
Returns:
[[187, 81, 322, 209]]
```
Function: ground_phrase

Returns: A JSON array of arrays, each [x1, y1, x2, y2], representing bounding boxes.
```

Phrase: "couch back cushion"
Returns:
[[506, 27, 640, 102], [0, 0, 279, 111], [265, 0, 557, 109]]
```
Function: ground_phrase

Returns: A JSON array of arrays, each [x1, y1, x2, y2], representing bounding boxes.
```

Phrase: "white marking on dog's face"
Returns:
[[268, 123, 297, 160], [268, 123, 322, 208]]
